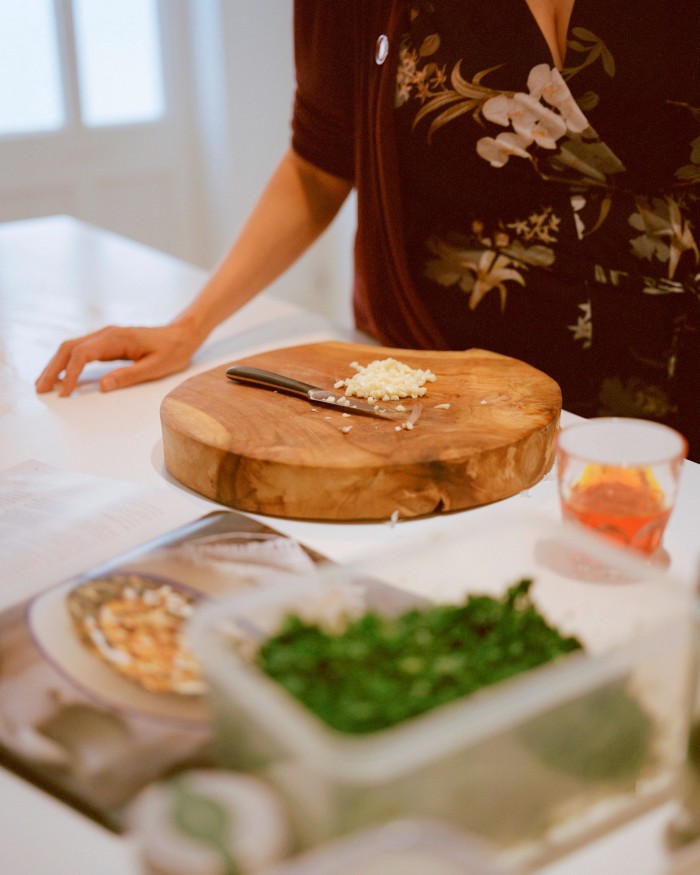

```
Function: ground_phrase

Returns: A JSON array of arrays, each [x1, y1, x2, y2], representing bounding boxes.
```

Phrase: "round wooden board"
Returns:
[[160, 342, 561, 521]]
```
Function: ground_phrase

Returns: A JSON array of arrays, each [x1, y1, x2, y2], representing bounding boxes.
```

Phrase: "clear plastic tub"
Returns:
[[258, 818, 508, 875], [189, 511, 694, 870]]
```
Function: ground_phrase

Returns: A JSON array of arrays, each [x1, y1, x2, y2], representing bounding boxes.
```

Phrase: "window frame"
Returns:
[[0, 0, 171, 143]]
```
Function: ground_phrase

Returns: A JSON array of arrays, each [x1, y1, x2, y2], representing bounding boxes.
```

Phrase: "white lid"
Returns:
[[129, 769, 291, 875]]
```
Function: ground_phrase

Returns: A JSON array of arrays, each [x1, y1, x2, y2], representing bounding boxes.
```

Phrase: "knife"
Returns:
[[225, 366, 406, 421]]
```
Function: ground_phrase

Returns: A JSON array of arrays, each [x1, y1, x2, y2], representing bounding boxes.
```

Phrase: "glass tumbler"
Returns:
[[556, 417, 687, 556]]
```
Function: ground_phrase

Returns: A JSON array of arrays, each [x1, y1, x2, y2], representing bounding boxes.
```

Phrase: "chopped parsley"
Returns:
[[255, 579, 583, 734]]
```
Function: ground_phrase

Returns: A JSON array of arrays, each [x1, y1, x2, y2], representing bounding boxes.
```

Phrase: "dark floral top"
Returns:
[[292, 1, 700, 458]]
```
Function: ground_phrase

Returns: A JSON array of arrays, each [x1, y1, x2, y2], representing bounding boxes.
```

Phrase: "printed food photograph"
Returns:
[[0, 512, 325, 828]]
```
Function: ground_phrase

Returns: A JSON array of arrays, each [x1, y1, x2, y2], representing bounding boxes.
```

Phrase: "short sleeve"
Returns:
[[291, 0, 356, 182]]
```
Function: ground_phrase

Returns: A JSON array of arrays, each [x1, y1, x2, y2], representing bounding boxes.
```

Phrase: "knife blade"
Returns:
[[225, 366, 406, 421]]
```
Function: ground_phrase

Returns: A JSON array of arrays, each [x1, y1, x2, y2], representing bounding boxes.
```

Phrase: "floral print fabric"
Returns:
[[393, 0, 699, 457]]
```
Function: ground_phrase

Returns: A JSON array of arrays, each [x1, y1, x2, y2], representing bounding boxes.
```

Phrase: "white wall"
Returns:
[[187, 0, 355, 331]]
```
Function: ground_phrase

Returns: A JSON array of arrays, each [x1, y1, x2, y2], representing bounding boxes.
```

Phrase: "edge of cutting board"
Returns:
[[160, 342, 562, 521]]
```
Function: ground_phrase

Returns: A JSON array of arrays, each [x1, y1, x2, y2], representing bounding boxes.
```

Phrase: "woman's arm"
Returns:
[[35, 149, 353, 396]]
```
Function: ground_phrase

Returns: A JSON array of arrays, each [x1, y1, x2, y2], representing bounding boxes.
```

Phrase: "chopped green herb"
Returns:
[[255, 579, 583, 734]]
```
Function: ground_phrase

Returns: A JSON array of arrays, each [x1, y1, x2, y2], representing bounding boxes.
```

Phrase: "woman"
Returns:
[[36, 1, 700, 459]]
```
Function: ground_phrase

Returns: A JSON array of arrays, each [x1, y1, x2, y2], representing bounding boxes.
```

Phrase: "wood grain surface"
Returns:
[[160, 342, 561, 521]]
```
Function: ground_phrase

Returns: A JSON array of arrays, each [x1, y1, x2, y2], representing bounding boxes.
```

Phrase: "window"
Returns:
[[0, 0, 165, 137], [0, 0, 64, 135], [73, 0, 165, 126]]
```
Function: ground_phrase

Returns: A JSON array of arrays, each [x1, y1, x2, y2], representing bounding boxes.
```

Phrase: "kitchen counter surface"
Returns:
[[1, 216, 698, 875]]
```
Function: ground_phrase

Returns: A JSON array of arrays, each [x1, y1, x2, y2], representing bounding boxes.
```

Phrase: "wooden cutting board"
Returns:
[[160, 342, 561, 521]]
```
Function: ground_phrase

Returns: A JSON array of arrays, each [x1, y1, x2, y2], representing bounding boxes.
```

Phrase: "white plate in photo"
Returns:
[[27, 573, 211, 728]]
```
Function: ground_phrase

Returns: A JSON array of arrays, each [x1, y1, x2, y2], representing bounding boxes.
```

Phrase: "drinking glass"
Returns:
[[556, 417, 687, 556]]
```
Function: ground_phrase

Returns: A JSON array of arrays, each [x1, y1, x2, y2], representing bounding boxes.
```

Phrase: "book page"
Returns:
[[0, 460, 203, 610]]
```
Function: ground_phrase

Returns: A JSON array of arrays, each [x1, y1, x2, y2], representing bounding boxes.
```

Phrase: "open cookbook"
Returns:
[[0, 510, 327, 832]]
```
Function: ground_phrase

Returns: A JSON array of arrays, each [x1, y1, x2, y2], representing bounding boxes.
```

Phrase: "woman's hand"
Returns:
[[35, 321, 201, 396]]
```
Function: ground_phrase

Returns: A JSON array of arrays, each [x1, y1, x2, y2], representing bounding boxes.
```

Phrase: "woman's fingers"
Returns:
[[35, 328, 113, 394], [57, 333, 121, 396], [98, 352, 189, 392], [35, 325, 195, 396]]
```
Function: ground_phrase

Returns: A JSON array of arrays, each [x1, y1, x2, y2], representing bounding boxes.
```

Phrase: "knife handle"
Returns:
[[225, 366, 317, 398]]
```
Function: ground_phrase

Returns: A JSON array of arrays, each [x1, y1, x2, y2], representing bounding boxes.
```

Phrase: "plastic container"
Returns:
[[258, 818, 509, 875], [189, 511, 694, 870], [129, 769, 292, 875]]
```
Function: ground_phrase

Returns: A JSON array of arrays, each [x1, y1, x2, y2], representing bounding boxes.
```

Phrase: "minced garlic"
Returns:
[[334, 358, 437, 401]]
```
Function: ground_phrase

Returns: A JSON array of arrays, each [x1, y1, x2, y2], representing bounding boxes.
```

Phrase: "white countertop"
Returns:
[[1, 215, 698, 875]]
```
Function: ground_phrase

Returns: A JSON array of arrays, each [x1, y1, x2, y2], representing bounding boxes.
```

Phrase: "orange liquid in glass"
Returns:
[[562, 469, 670, 555]]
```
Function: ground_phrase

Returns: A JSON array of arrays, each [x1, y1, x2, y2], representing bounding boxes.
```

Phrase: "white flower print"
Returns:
[[511, 93, 568, 148], [466, 250, 527, 311], [527, 64, 589, 133], [478, 64, 590, 168], [570, 194, 587, 239], [476, 131, 532, 167], [482, 92, 567, 149]]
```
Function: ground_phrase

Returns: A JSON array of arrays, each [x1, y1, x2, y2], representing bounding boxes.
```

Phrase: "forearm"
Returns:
[[35, 149, 353, 396], [173, 147, 353, 343]]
